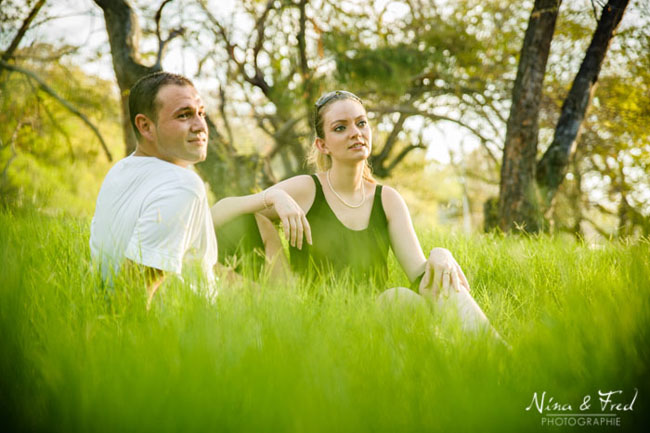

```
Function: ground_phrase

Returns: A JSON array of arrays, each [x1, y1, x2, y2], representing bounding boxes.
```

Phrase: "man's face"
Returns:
[[151, 84, 208, 167]]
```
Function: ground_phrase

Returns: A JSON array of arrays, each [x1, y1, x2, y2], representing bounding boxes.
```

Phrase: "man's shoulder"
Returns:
[[161, 164, 206, 198], [109, 156, 206, 195]]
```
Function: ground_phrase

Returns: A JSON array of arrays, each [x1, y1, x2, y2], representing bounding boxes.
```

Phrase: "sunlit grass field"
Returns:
[[1, 210, 648, 432]]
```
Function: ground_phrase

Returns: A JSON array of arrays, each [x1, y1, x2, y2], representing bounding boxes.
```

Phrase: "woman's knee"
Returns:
[[255, 214, 283, 255], [377, 286, 427, 310], [254, 214, 291, 281]]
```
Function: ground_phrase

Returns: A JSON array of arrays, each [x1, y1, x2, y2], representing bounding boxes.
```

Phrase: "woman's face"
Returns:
[[318, 99, 372, 164]]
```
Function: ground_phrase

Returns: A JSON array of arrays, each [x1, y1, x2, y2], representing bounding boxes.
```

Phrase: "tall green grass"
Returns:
[[1, 210, 648, 432]]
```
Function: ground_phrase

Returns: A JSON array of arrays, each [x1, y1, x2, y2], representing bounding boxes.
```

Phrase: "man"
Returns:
[[90, 72, 217, 306]]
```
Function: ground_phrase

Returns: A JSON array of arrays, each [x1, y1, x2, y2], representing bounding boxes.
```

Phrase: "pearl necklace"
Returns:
[[326, 170, 365, 208]]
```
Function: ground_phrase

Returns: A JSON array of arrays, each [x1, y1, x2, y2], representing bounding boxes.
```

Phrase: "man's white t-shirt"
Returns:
[[90, 155, 218, 286]]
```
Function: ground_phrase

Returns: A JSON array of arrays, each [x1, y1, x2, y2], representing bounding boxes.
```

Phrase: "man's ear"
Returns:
[[314, 137, 329, 154], [134, 113, 155, 141]]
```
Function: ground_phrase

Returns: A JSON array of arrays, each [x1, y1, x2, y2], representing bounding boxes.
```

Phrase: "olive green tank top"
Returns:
[[289, 174, 390, 285]]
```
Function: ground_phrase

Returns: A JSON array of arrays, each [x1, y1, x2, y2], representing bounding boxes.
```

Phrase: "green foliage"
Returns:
[[1, 211, 648, 432], [385, 154, 463, 228], [331, 42, 430, 96], [2, 0, 649, 234], [0, 54, 123, 216]]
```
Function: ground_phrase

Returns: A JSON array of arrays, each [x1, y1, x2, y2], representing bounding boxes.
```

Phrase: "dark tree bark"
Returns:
[[496, 0, 562, 233], [369, 113, 408, 177], [536, 0, 630, 211], [297, 0, 314, 119], [93, 0, 160, 154], [570, 157, 584, 238]]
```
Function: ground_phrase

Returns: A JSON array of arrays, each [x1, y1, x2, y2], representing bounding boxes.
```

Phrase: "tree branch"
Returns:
[[297, 0, 314, 116], [274, 116, 302, 141], [13, 45, 81, 62], [463, 170, 500, 186], [590, 0, 600, 22], [369, 112, 408, 175], [0, 60, 113, 161], [25, 77, 76, 161], [385, 143, 426, 175], [204, 0, 275, 96], [536, 0, 630, 209], [200, 2, 258, 90], [582, 215, 612, 238], [154, 0, 184, 69], [266, 116, 302, 159], [155, 0, 173, 42], [1, 120, 28, 184], [368, 104, 501, 165], [466, 94, 506, 140], [1, 0, 47, 64], [379, 113, 408, 162], [248, 0, 275, 96], [217, 84, 234, 146]]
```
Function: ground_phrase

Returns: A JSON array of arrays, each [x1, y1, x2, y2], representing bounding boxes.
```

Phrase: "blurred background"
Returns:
[[1, 0, 649, 239]]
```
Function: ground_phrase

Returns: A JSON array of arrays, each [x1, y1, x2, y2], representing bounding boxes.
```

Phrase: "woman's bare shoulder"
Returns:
[[275, 174, 317, 210], [276, 174, 316, 193], [380, 184, 405, 205], [380, 184, 409, 221]]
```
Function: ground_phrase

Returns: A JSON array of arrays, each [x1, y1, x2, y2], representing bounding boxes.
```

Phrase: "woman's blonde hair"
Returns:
[[308, 90, 375, 183]]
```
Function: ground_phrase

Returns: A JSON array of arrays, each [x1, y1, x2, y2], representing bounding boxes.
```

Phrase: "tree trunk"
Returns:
[[536, 0, 629, 212], [93, 0, 160, 155], [370, 113, 407, 177], [94, 0, 261, 197], [571, 157, 584, 239], [497, 0, 562, 233]]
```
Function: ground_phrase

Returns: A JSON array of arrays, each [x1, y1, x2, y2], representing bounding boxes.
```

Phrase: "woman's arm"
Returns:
[[382, 186, 469, 295], [210, 175, 316, 249], [381, 186, 427, 281]]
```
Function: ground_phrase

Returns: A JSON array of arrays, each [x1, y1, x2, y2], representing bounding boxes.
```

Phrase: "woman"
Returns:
[[212, 90, 496, 334]]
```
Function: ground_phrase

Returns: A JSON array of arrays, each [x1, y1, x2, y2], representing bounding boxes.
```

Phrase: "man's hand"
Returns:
[[266, 188, 312, 250], [418, 248, 470, 299]]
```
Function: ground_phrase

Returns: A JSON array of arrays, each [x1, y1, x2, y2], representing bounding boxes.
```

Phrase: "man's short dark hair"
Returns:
[[128, 72, 195, 139]]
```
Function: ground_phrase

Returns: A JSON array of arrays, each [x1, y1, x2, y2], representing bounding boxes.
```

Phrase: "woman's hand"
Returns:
[[418, 247, 470, 299], [266, 188, 312, 250]]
